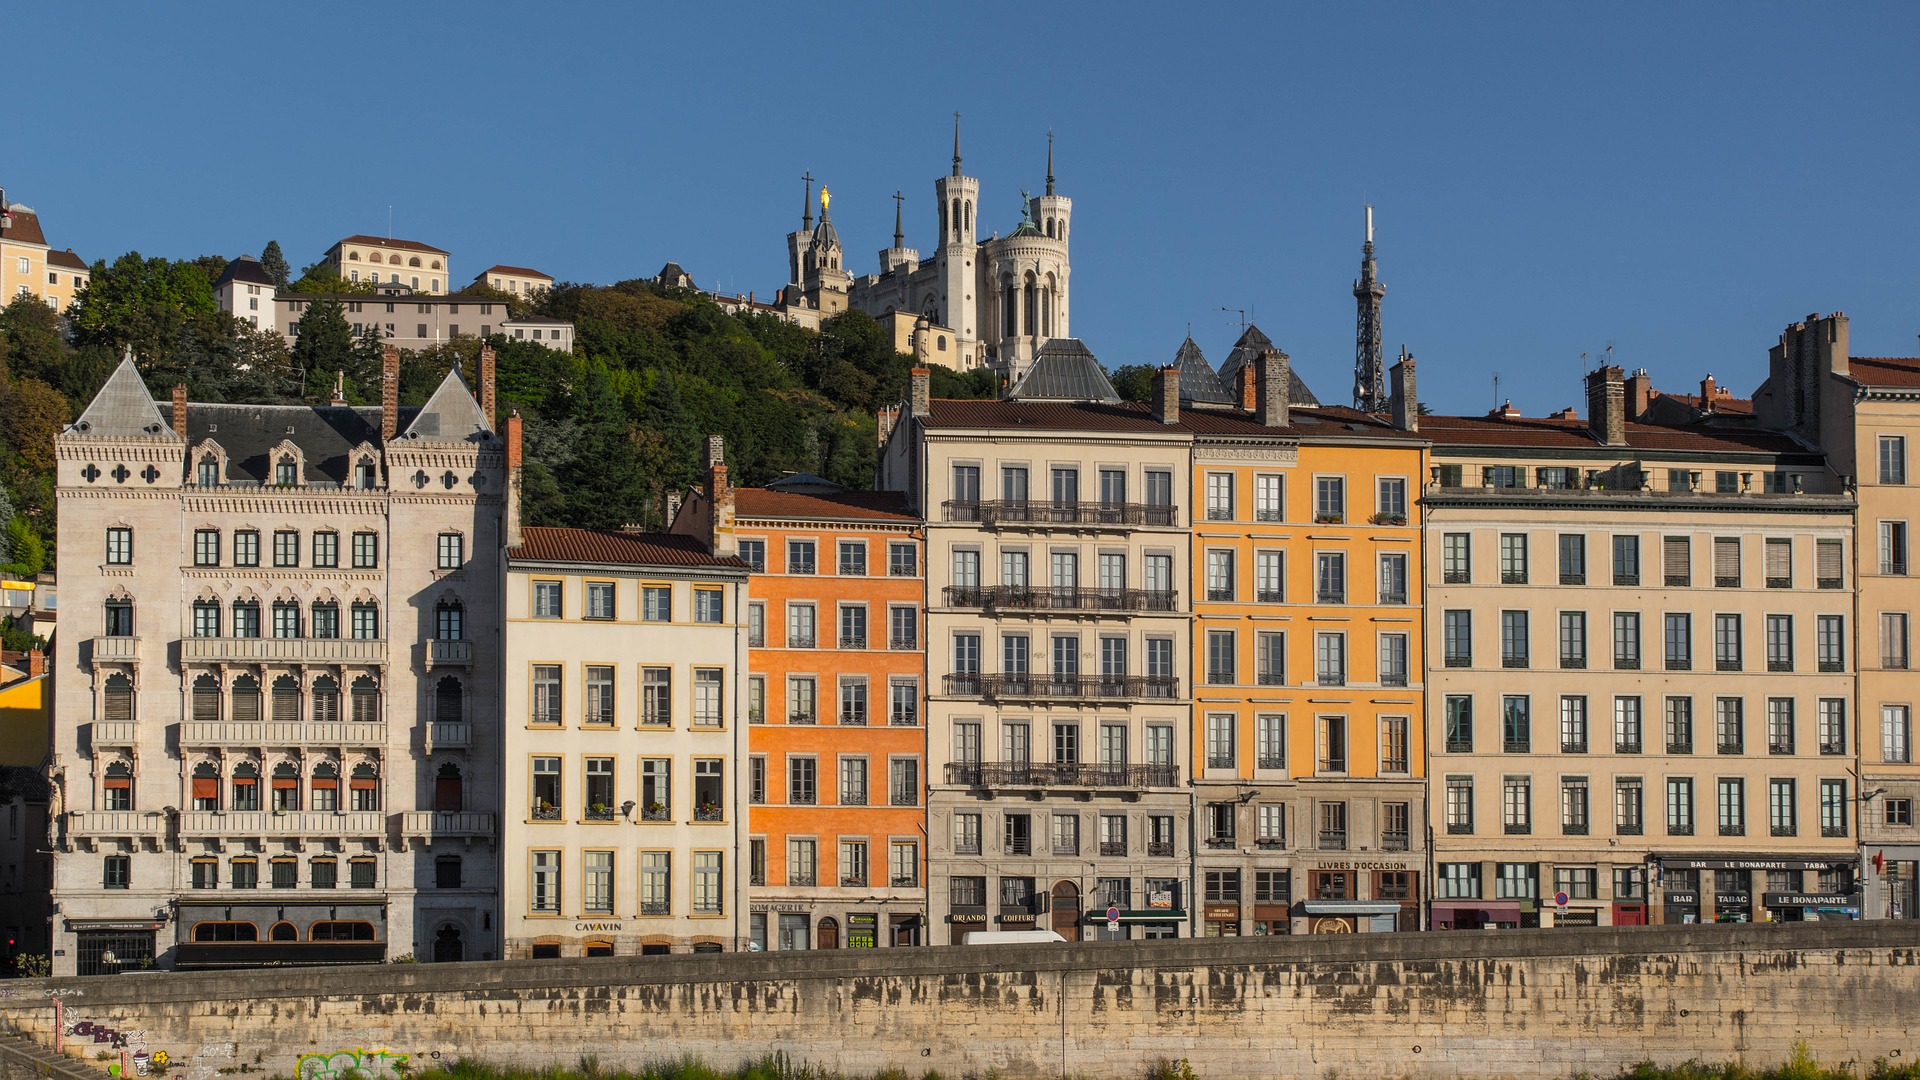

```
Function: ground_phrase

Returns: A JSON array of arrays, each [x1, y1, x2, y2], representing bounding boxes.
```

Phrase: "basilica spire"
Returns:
[[893, 190, 905, 249], [952, 111, 963, 177], [1352, 205, 1387, 413], [801, 170, 814, 230], [1045, 130, 1055, 196]]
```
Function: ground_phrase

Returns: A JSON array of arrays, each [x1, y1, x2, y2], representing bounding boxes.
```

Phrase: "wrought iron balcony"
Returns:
[[941, 585, 1178, 613], [1147, 841, 1175, 857], [942, 673, 1180, 703], [944, 762, 1180, 790], [942, 500, 1179, 529], [839, 635, 868, 650], [1099, 841, 1127, 857], [890, 635, 918, 650], [889, 709, 919, 726], [1381, 833, 1410, 851]]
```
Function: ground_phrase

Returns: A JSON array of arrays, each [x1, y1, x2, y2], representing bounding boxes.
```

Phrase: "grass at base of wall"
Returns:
[[1597, 1043, 1920, 1080]]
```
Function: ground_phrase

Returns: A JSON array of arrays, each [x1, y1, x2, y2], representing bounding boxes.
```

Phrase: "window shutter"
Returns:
[[1816, 539, 1843, 587], [1663, 536, 1691, 584], [1713, 538, 1740, 585], [191, 776, 218, 800], [1766, 539, 1793, 584]]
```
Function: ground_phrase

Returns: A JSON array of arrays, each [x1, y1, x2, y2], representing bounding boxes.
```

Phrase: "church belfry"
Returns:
[[933, 112, 979, 341], [1352, 204, 1386, 413], [801, 185, 850, 315]]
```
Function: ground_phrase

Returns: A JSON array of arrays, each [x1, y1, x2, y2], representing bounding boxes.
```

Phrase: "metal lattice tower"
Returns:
[[1353, 205, 1386, 413]]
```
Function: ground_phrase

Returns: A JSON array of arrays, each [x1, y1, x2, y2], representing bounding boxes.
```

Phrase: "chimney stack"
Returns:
[[381, 344, 400, 441], [505, 412, 524, 549], [706, 435, 736, 557], [1258, 349, 1290, 429], [1389, 351, 1417, 432], [876, 406, 897, 448], [479, 345, 497, 432], [1586, 365, 1627, 446], [171, 384, 188, 440], [1625, 368, 1651, 422], [910, 367, 931, 419], [1237, 364, 1257, 412], [1153, 366, 1180, 424]]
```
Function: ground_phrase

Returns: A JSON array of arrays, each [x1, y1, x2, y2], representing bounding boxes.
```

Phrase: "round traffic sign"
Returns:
[[1107, 905, 1121, 921], [1553, 891, 1570, 908]]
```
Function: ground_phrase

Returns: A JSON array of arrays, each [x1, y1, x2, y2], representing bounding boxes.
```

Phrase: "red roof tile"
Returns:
[[333, 234, 449, 255], [1421, 413, 1811, 455], [734, 488, 916, 522], [508, 527, 749, 569], [0, 206, 48, 247], [1651, 390, 1753, 415], [47, 248, 88, 270], [477, 264, 551, 279], [1848, 357, 1920, 388]]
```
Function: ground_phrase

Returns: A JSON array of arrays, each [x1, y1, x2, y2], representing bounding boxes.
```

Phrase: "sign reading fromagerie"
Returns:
[[751, 902, 816, 913]]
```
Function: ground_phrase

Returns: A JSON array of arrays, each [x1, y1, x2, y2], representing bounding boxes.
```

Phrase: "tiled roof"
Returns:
[[508, 528, 750, 570], [47, 248, 88, 270], [923, 398, 1178, 433], [1181, 404, 1425, 441], [1007, 338, 1120, 403], [1848, 357, 1920, 388], [334, 234, 448, 255], [0, 206, 48, 247], [1421, 413, 1812, 455], [504, 315, 571, 325], [1652, 390, 1754, 415], [215, 256, 274, 287], [477, 264, 550, 279], [734, 488, 916, 522]]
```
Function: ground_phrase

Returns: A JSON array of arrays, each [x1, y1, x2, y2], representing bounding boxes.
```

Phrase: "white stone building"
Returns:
[[48, 348, 505, 976]]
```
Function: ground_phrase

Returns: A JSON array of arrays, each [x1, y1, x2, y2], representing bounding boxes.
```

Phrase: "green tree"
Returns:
[[0, 517, 44, 578], [0, 378, 72, 473], [0, 294, 71, 384], [291, 297, 360, 400], [259, 240, 291, 288], [560, 360, 650, 530], [67, 252, 217, 359], [288, 261, 372, 295], [1109, 364, 1156, 404]]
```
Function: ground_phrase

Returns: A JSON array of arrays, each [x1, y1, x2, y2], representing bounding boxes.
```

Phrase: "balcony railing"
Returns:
[[182, 637, 387, 665], [890, 635, 918, 651], [89, 722, 139, 747], [401, 811, 495, 840], [942, 673, 1180, 702], [943, 500, 1179, 529], [839, 635, 868, 650], [1381, 833, 1410, 851], [641, 900, 672, 915], [65, 810, 168, 842], [90, 635, 141, 664], [788, 632, 816, 649], [427, 639, 472, 668], [1099, 841, 1127, 857], [889, 709, 919, 726], [180, 810, 386, 838], [181, 721, 386, 747], [1886, 654, 1911, 671], [1318, 830, 1348, 851], [945, 762, 1181, 789], [941, 585, 1179, 613], [1147, 841, 1175, 857], [427, 721, 470, 750], [840, 709, 869, 726], [748, 631, 766, 648]]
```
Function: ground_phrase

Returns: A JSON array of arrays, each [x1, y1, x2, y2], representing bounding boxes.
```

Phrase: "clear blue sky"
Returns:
[[10, 2, 1918, 415]]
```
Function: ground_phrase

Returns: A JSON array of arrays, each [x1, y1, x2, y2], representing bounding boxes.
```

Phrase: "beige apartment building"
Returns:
[[324, 235, 450, 294], [472, 265, 553, 297], [1425, 365, 1858, 928], [879, 345, 1194, 942], [0, 196, 90, 310], [271, 284, 574, 353], [1755, 314, 1920, 920], [502, 437, 751, 957]]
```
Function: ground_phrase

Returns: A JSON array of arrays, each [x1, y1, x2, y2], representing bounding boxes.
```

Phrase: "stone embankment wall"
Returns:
[[2, 923, 1916, 1080]]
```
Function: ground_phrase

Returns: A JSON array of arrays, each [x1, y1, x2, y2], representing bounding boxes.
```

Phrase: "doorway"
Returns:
[[1051, 880, 1081, 941], [433, 924, 464, 963]]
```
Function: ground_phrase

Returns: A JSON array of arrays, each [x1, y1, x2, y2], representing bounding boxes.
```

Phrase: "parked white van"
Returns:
[[962, 930, 1068, 945]]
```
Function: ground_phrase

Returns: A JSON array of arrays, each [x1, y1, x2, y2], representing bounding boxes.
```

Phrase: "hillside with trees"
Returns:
[[0, 250, 999, 576]]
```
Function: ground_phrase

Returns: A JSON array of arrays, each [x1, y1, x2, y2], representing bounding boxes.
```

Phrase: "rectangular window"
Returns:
[[1715, 614, 1743, 671], [952, 464, 982, 504], [1663, 536, 1690, 586], [1817, 779, 1848, 837], [838, 540, 867, 576], [1717, 777, 1746, 836], [1206, 630, 1235, 685], [1767, 698, 1796, 755], [1317, 716, 1348, 774], [531, 851, 560, 913], [788, 756, 817, 805], [1443, 609, 1472, 667], [640, 667, 671, 725], [584, 665, 615, 726], [1716, 697, 1745, 754], [1144, 469, 1173, 507], [692, 852, 724, 914], [312, 531, 338, 568], [1204, 472, 1234, 520], [1559, 611, 1587, 669], [1378, 552, 1408, 604], [954, 813, 982, 855], [788, 677, 817, 724], [1766, 614, 1794, 672], [1050, 466, 1080, 505], [1558, 534, 1586, 585], [1315, 632, 1346, 686], [737, 539, 766, 573], [1882, 522, 1909, 576], [1713, 537, 1741, 588], [1444, 695, 1473, 753], [838, 604, 868, 649], [533, 581, 562, 618], [351, 532, 378, 569], [642, 851, 672, 911], [1378, 632, 1408, 687], [1884, 705, 1912, 764], [531, 665, 562, 726], [1818, 699, 1848, 756], [693, 668, 723, 726], [1500, 610, 1529, 668], [1205, 549, 1235, 601], [1442, 533, 1470, 583], [1612, 535, 1640, 586], [1439, 863, 1481, 899], [1664, 613, 1692, 671], [583, 851, 613, 915], [1765, 538, 1793, 588], [1444, 776, 1474, 835], [1817, 538, 1844, 588], [1313, 476, 1345, 521], [638, 585, 669, 622], [1665, 696, 1695, 753], [889, 542, 916, 576], [1615, 778, 1644, 835], [1256, 713, 1285, 770], [1769, 778, 1798, 837], [273, 530, 299, 567], [788, 604, 816, 648], [1499, 533, 1527, 584], [1496, 862, 1536, 899], [194, 528, 221, 566], [1502, 776, 1533, 834], [1377, 476, 1407, 520], [1255, 474, 1284, 521], [584, 581, 616, 621], [1205, 713, 1235, 769], [1880, 434, 1907, 485], [1560, 695, 1588, 753], [1816, 614, 1844, 671], [1885, 612, 1911, 669], [1613, 612, 1641, 669], [1614, 696, 1643, 754], [1502, 695, 1531, 753], [694, 588, 723, 624], [1315, 552, 1345, 603], [787, 539, 817, 575], [232, 530, 259, 567], [1380, 715, 1409, 773]]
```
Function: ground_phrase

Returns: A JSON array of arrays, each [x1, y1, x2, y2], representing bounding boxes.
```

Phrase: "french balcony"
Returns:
[[1147, 841, 1175, 857], [889, 709, 920, 727], [179, 810, 387, 842], [426, 721, 470, 750], [942, 673, 1181, 703], [944, 762, 1181, 790], [426, 639, 473, 669], [941, 585, 1179, 614], [90, 635, 141, 667], [64, 810, 168, 848], [943, 500, 1180, 530], [182, 636, 387, 666], [1381, 832, 1410, 851], [180, 721, 386, 748], [401, 810, 496, 844]]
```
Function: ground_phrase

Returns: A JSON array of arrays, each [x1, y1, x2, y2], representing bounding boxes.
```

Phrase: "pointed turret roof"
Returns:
[[1173, 336, 1234, 407], [1218, 325, 1320, 407], [1007, 338, 1120, 403], [69, 352, 173, 438], [402, 366, 492, 443], [811, 206, 840, 251]]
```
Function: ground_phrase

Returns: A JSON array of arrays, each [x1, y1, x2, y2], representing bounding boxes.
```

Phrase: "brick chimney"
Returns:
[[1237, 365, 1257, 412], [381, 344, 401, 441], [1586, 365, 1627, 446], [910, 367, 931, 419], [1389, 352, 1417, 432], [1625, 369, 1651, 422], [171, 384, 188, 440], [1258, 349, 1290, 429], [479, 345, 497, 432], [876, 406, 897, 448], [1153, 366, 1180, 424], [706, 435, 736, 558], [505, 412, 524, 549]]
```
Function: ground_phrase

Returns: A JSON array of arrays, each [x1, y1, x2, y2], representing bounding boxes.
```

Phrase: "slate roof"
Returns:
[[811, 212, 840, 250], [215, 256, 275, 287], [924, 398, 1176, 434], [1218, 325, 1320, 407], [1172, 337, 1234, 407], [334, 234, 448, 255], [734, 487, 916, 522], [186, 404, 418, 484], [508, 527, 751, 570], [68, 355, 173, 439], [1181, 404, 1426, 442], [1007, 338, 1120, 403], [47, 248, 88, 271], [0, 206, 48, 246], [655, 262, 692, 283], [400, 367, 492, 443], [1420, 413, 1817, 457]]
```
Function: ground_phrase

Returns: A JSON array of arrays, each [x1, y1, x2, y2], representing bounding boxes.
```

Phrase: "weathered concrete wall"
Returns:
[[2, 924, 1917, 1080]]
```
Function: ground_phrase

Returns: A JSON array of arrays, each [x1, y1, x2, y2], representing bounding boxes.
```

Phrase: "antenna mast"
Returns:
[[1353, 205, 1387, 413]]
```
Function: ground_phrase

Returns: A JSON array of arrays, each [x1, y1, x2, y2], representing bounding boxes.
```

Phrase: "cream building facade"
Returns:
[[272, 285, 573, 353], [49, 349, 505, 976], [1425, 365, 1858, 929], [879, 347, 1194, 942], [472, 265, 553, 297], [501, 488, 751, 957], [324, 236, 450, 294], [0, 197, 89, 310]]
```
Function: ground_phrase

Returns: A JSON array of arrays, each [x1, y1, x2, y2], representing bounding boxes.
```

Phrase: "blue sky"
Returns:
[[10, 2, 1918, 415]]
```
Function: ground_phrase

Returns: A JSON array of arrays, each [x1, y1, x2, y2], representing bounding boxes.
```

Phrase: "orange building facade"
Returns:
[[733, 478, 927, 950]]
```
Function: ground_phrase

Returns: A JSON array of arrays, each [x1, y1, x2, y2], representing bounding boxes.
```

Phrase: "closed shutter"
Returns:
[[1766, 539, 1793, 587], [232, 688, 261, 723], [434, 778, 463, 812], [1816, 539, 1844, 588], [272, 685, 299, 722], [1663, 536, 1691, 585], [1713, 538, 1740, 587], [104, 686, 133, 724], [192, 684, 220, 722], [191, 776, 218, 801]]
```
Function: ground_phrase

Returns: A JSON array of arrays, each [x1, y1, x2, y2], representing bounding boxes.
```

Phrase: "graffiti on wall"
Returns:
[[296, 1049, 411, 1080]]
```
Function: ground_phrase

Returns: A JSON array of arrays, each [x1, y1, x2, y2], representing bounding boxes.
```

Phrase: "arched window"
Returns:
[[312, 600, 340, 640], [937, 335, 948, 352], [388, 254, 401, 265], [271, 762, 300, 811], [103, 674, 134, 724], [311, 762, 339, 811], [348, 252, 361, 262], [433, 923, 463, 962], [231, 674, 262, 723], [271, 600, 301, 639], [103, 761, 133, 810], [191, 762, 220, 811], [231, 761, 260, 811], [192, 921, 258, 942], [350, 763, 379, 811], [269, 921, 298, 941], [311, 675, 340, 723], [950, 198, 960, 239], [271, 675, 300, 722], [275, 456, 297, 485], [1003, 282, 1016, 337], [435, 676, 463, 724], [191, 673, 221, 723], [436, 600, 463, 641], [430, 260, 441, 270], [964, 200, 973, 234], [191, 600, 221, 638], [434, 762, 463, 812], [232, 599, 261, 639], [1023, 274, 1037, 337], [408, 256, 421, 267], [350, 676, 379, 724], [350, 601, 379, 639]]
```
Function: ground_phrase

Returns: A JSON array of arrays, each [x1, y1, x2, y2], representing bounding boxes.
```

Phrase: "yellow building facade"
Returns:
[[0, 202, 89, 311]]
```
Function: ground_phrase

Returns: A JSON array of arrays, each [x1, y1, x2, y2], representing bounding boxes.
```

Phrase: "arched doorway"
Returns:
[[433, 924, 464, 963], [1051, 881, 1081, 941], [817, 917, 840, 950]]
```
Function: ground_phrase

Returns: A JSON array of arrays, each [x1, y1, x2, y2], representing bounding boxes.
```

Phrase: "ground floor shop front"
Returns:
[[748, 900, 925, 950]]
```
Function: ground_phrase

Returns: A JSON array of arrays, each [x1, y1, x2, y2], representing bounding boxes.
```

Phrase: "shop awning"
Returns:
[[1302, 901, 1402, 916], [1085, 909, 1186, 923], [1430, 903, 1525, 923]]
